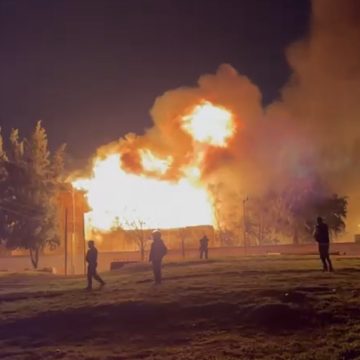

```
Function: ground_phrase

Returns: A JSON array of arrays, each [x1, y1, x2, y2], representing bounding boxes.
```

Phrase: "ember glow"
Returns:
[[182, 101, 235, 147], [73, 100, 236, 232]]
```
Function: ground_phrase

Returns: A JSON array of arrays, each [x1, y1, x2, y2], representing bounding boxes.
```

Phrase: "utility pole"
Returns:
[[243, 196, 248, 254], [71, 188, 76, 274], [64, 207, 68, 276], [83, 213, 86, 275]]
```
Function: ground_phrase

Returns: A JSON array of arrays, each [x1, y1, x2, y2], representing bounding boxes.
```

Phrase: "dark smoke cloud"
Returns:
[[270, 0, 360, 237]]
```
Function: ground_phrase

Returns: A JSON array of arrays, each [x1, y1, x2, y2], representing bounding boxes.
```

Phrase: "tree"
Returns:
[[302, 193, 348, 240], [208, 183, 243, 246], [241, 183, 347, 245], [0, 122, 66, 268], [123, 218, 149, 261]]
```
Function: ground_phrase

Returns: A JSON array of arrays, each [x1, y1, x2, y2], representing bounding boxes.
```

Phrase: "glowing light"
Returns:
[[73, 100, 236, 234], [182, 101, 235, 147], [73, 154, 213, 231], [140, 149, 172, 175]]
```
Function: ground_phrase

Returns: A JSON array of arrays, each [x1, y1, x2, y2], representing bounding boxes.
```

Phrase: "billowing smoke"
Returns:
[[75, 0, 360, 239], [95, 64, 263, 183], [270, 0, 360, 237]]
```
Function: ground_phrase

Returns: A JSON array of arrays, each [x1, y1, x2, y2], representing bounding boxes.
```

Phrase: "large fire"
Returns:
[[73, 100, 235, 232], [182, 101, 235, 147]]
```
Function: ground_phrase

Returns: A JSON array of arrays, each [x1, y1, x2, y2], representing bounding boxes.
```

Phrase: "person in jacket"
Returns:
[[149, 230, 167, 284], [86, 240, 105, 290]]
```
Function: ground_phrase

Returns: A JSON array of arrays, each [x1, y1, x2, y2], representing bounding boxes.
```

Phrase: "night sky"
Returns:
[[0, 0, 310, 163]]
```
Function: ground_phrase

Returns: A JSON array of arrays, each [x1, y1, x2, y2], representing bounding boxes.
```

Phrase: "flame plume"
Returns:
[[73, 100, 236, 232]]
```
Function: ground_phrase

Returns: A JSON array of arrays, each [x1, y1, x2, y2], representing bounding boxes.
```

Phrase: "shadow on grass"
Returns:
[[0, 296, 337, 349], [0, 291, 62, 303]]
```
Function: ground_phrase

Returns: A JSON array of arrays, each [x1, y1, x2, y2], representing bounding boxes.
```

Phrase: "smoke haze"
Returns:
[[78, 0, 360, 238]]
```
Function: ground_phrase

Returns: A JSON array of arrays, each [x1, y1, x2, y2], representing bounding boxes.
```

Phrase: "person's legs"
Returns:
[[326, 256, 334, 271], [93, 266, 105, 286], [200, 249, 203, 259], [152, 260, 162, 284], [205, 248, 208, 260], [319, 244, 328, 271], [87, 265, 94, 289], [324, 244, 334, 271]]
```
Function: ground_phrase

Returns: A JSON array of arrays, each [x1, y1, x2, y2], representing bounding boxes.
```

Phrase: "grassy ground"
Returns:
[[1, 256, 360, 360]]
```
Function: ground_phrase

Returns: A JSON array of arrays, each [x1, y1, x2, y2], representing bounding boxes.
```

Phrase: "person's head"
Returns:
[[152, 229, 161, 241], [88, 240, 95, 249], [317, 216, 323, 225]]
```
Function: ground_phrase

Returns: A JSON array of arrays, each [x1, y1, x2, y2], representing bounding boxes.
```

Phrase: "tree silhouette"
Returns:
[[0, 122, 65, 268]]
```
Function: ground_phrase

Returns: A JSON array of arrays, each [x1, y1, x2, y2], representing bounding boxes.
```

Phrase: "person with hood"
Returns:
[[149, 229, 167, 284]]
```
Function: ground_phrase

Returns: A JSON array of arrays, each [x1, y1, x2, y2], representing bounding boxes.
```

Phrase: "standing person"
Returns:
[[86, 240, 106, 290], [149, 230, 167, 284], [313, 217, 334, 272], [199, 234, 209, 259]]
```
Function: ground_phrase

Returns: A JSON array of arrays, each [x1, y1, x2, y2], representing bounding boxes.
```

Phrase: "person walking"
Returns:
[[149, 230, 167, 284], [313, 217, 334, 272], [85, 240, 106, 290]]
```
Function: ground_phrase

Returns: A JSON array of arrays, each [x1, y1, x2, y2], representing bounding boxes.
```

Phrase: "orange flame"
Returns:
[[73, 154, 213, 231], [140, 149, 172, 176], [73, 101, 235, 233], [182, 101, 235, 147]]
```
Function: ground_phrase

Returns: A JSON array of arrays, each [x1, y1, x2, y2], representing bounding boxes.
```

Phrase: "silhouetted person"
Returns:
[[313, 217, 334, 272], [199, 235, 209, 259], [149, 230, 167, 284], [86, 240, 105, 290]]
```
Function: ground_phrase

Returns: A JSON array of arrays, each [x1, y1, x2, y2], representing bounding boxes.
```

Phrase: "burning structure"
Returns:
[[71, 0, 360, 248], [73, 99, 237, 233]]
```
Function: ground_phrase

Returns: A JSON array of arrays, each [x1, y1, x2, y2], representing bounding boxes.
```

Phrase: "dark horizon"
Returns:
[[0, 0, 310, 163]]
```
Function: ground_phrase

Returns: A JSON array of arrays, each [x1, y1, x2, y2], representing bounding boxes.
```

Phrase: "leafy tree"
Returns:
[[243, 182, 347, 245], [0, 122, 66, 268], [280, 178, 347, 242], [302, 193, 347, 240]]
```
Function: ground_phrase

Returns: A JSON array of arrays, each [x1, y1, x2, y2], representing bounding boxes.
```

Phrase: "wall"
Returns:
[[1, 242, 360, 275]]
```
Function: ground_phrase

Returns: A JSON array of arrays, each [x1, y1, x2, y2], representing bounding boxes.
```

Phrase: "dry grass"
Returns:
[[1, 255, 360, 359]]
